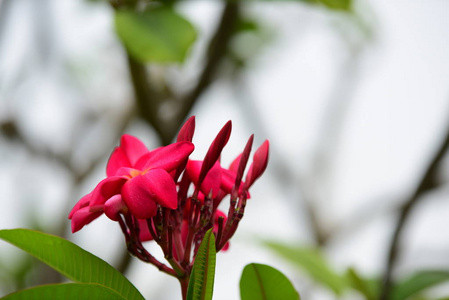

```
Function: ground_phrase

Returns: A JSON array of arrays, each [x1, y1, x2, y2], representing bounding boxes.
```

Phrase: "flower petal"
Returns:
[[187, 160, 222, 198], [70, 206, 103, 233], [122, 180, 158, 219], [90, 176, 127, 206], [69, 192, 92, 219], [145, 169, 178, 209], [106, 147, 131, 177], [138, 219, 153, 242], [104, 194, 128, 221], [114, 167, 136, 177], [186, 160, 201, 182], [120, 134, 149, 166], [122, 169, 177, 219], [229, 154, 241, 174], [221, 169, 236, 194], [135, 142, 194, 172]]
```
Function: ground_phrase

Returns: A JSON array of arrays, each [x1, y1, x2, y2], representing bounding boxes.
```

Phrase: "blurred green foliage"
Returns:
[[264, 241, 348, 295], [115, 6, 197, 63], [265, 240, 449, 300]]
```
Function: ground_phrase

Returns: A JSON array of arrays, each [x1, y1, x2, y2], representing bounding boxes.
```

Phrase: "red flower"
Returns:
[[69, 135, 194, 233], [68, 116, 270, 288]]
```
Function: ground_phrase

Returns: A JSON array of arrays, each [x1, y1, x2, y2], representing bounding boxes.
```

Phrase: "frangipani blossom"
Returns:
[[69, 134, 194, 232], [69, 116, 269, 295]]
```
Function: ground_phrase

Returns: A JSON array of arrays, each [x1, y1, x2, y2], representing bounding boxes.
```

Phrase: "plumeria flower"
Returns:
[[68, 116, 269, 297], [69, 134, 194, 233]]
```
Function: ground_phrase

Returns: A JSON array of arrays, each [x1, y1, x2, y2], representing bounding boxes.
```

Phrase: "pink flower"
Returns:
[[69, 135, 194, 233], [68, 116, 270, 286]]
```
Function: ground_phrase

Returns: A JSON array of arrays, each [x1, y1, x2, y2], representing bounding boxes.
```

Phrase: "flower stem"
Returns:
[[179, 277, 190, 300]]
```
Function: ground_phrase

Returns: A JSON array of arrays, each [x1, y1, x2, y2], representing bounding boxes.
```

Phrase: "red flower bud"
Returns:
[[197, 121, 232, 187], [246, 140, 270, 188]]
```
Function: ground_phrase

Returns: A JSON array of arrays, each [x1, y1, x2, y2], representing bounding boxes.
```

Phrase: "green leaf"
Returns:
[[0, 229, 144, 300], [312, 0, 352, 11], [391, 270, 449, 300], [262, 0, 352, 11], [115, 6, 197, 63], [264, 241, 347, 295], [186, 229, 216, 300], [240, 263, 300, 300], [1, 283, 125, 300], [346, 268, 379, 300]]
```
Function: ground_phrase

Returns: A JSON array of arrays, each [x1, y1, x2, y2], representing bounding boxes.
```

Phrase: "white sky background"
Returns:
[[1, 0, 449, 299]]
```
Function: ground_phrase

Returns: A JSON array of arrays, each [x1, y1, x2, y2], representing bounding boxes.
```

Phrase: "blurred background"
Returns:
[[1, 0, 449, 299]]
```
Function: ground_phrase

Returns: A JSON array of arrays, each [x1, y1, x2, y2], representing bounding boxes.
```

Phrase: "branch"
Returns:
[[0, 0, 13, 51], [379, 119, 449, 300], [174, 2, 240, 129], [124, 2, 240, 145], [126, 53, 166, 138], [0, 108, 133, 183]]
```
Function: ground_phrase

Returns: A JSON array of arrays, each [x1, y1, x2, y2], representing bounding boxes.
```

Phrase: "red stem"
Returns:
[[179, 277, 190, 300], [215, 216, 224, 251], [147, 218, 160, 242]]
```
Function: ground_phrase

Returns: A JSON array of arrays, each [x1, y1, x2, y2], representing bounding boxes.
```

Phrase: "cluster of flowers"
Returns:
[[69, 116, 269, 278]]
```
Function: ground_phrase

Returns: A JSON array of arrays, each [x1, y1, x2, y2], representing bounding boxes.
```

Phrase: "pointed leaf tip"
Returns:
[[187, 229, 216, 300]]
